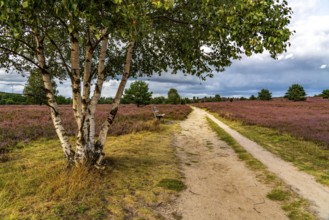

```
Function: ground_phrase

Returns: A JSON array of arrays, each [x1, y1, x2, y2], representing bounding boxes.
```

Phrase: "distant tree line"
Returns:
[[2, 81, 329, 106], [0, 92, 28, 105], [0, 92, 73, 105]]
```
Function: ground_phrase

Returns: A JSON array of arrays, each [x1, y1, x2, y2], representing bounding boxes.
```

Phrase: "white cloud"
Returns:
[[320, 64, 327, 69], [289, 0, 319, 15], [285, 54, 294, 60], [278, 54, 294, 60], [289, 15, 329, 59]]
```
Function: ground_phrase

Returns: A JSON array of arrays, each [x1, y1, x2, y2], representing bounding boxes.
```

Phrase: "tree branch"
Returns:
[[55, 15, 70, 31], [45, 32, 71, 75], [91, 29, 110, 52], [0, 46, 50, 74], [0, 35, 36, 52]]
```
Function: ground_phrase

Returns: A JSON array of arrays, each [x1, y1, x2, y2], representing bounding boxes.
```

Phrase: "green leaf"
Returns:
[[22, 1, 29, 8], [164, 0, 174, 10], [152, 0, 162, 8]]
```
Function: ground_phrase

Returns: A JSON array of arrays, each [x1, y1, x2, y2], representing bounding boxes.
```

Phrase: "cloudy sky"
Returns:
[[1, 0, 328, 98]]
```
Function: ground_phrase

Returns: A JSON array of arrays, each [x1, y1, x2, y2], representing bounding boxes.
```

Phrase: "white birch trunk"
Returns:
[[34, 34, 75, 164], [88, 31, 109, 159], [70, 34, 87, 164], [35, 28, 134, 167], [81, 38, 93, 160], [94, 39, 135, 166]]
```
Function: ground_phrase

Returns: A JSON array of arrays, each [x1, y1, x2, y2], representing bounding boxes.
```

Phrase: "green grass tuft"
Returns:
[[267, 188, 291, 201], [157, 179, 186, 192]]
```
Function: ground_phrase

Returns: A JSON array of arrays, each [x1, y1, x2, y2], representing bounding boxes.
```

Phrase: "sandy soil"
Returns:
[[160, 107, 288, 220]]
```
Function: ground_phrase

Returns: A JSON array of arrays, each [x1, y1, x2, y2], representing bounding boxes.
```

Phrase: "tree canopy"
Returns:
[[0, 0, 293, 79], [122, 80, 152, 107], [0, 0, 293, 166], [321, 89, 329, 99], [249, 94, 257, 100], [285, 84, 306, 101], [167, 88, 181, 104], [258, 88, 272, 101]]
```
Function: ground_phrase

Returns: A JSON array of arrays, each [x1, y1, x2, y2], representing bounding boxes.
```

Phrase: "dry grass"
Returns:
[[0, 124, 182, 220]]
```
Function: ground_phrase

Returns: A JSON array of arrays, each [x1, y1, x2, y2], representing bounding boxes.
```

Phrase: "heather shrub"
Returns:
[[194, 100, 329, 147], [0, 104, 192, 150]]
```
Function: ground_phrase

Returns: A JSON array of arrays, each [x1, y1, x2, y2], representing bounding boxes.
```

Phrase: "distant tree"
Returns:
[[258, 89, 272, 101], [183, 97, 192, 104], [284, 84, 306, 101], [202, 96, 209, 102], [24, 70, 57, 105], [98, 97, 113, 104], [167, 88, 181, 104], [214, 94, 221, 102], [321, 89, 329, 99], [240, 97, 247, 100], [180, 97, 191, 104], [249, 94, 257, 100], [5, 98, 14, 105], [151, 96, 166, 104], [0, 92, 28, 105], [56, 95, 67, 105], [56, 95, 72, 105], [122, 81, 152, 107]]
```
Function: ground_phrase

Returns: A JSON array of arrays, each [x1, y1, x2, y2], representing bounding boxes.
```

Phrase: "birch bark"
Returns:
[[88, 31, 109, 160], [70, 34, 86, 164], [34, 33, 75, 164], [81, 35, 93, 160], [94, 39, 135, 166]]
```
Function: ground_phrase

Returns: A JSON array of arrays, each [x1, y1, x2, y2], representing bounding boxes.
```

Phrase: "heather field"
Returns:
[[0, 104, 192, 152], [194, 99, 329, 147]]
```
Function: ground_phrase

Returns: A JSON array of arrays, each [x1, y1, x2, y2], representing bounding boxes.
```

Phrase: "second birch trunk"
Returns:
[[94, 40, 135, 166]]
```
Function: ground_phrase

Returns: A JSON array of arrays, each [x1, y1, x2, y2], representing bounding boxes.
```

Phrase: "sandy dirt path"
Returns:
[[161, 107, 288, 220], [203, 107, 329, 220]]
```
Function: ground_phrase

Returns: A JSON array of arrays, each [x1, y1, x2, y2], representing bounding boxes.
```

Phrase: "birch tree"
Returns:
[[0, 0, 293, 168]]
